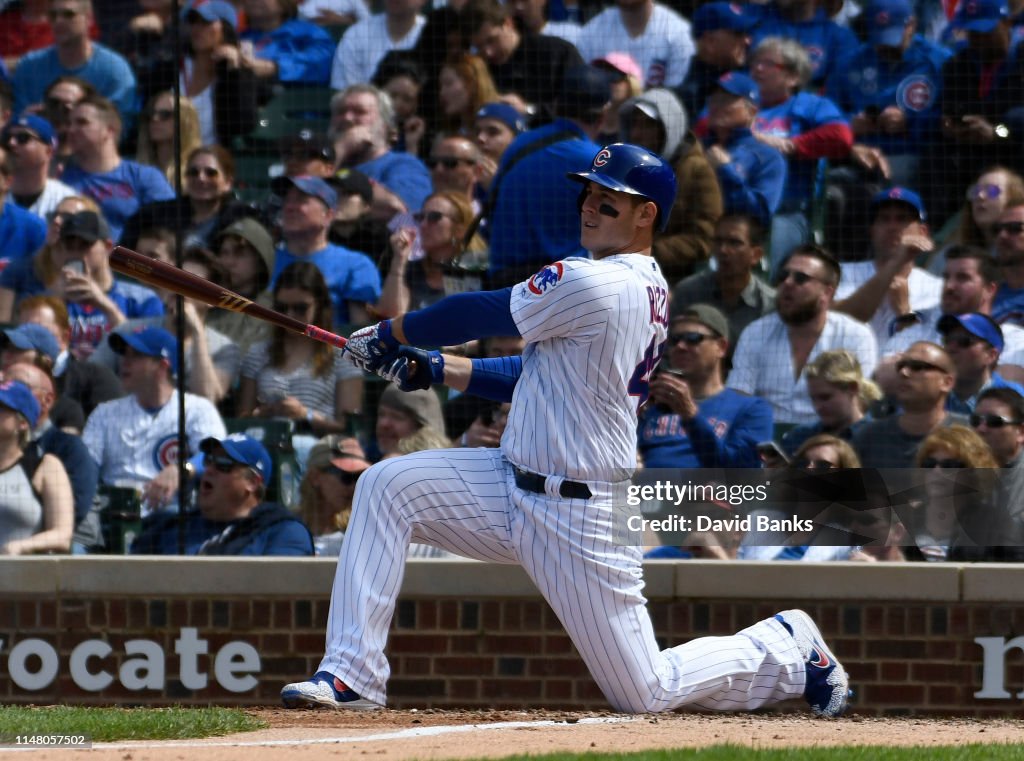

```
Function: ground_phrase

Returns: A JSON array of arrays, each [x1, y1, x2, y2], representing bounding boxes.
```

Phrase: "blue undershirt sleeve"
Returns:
[[466, 355, 523, 402], [402, 288, 520, 346]]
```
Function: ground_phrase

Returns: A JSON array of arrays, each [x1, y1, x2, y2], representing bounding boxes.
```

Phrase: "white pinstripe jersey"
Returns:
[[504, 255, 670, 482]]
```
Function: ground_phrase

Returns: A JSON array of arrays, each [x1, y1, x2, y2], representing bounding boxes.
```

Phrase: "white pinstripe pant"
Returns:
[[318, 448, 806, 712]]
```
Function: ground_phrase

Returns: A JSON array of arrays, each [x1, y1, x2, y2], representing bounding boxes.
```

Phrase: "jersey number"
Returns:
[[628, 336, 666, 402]]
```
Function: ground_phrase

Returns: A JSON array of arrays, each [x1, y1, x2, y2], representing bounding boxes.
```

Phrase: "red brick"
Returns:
[[435, 656, 494, 674], [448, 678, 479, 699], [850, 660, 879, 683], [291, 633, 324, 653], [481, 601, 500, 629], [439, 601, 459, 629], [127, 600, 146, 628], [390, 634, 450, 654], [906, 606, 927, 636], [544, 635, 575, 655], [272, 601, 291, 628], [950, 608, 969, 636], [417, 600, 438, 630], [18, 601, 36, 627], [927, 640, 958, 659], [911, 662, 971, 682], [260, 634, 289, 652], [482, 679, 542, 699], [251, 601, 270, 628], [881, 662, 909, 681], [230, 600, 251, 628], [574, 679, 606, 701], [313, 600, 331, 628], [527, 658, 587, 677], [522, 602, 543, 629], [402, 656, 433, 675], [710, 603, 732, 633], [864, 683, 926, 703], [88, 601, 106, 627], [448, 634, 479, 653], [503, 602, 522, 629], [889, 607, 905, 635], [481, 635, 543, 654], [107, 600, 125, 629], [928, 686, 962, 705], [170, 600, 188, 627], [545, 679, 573, 700], [37, 601, 56, 629], [669, 603, 691, 632]]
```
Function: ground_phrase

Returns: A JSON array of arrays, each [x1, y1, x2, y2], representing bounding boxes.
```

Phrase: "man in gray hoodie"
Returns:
[[619, 88, 722, 285]]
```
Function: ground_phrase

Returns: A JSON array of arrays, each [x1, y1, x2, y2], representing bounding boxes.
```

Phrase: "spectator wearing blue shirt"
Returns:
[[330, 85, 432, 217], [827, 0, 951, 189], [639, 304, 772, 469], [939, 312, 1024, 413], [271, 174, 382, 326], [61, 94, 175, 242], [131, 434, 315, 555], [702, 72, 786, 229], [12, 0, 137, 125], [750, 37, 853, 270], [240, 0, 335, 85], [677, 1, 754, 120], [0, 142, 47, 272]]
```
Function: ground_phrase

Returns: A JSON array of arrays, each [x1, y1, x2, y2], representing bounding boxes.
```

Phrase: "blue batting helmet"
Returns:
[[566, 143, 678, 231]]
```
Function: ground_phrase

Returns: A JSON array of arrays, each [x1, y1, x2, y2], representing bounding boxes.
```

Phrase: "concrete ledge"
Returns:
[[961, 564, 1024, 602], [0, 558, 60, 595]]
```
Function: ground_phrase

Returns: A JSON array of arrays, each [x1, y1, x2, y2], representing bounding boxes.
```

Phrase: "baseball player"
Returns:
[[281, 143, 851, 717]]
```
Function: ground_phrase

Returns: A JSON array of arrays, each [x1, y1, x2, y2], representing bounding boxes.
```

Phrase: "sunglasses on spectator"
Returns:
[[203, 453, 241, 473], [993, 221, 1024, 236], [326, 465, 362, 484], [273, 300, 315, 316], [46, 210, 73, 225], [895, 358, 947, 374], [942, 333, 981, 348], [186, 166, 220, 179], [796, 459, 839, 471], [920, 457, 966, 469], [966, 183, 1002, 200], [669, 331, 714, 346], [46, 97, 75, 113], [47, 8, 79, 20], [427, 156, 474, 170], [970, 413, 1022, 429], [5, 131, 38, 145], [150, 108, 174, 122], [413, 210, 449, 224], [775, 268, 820, 286]]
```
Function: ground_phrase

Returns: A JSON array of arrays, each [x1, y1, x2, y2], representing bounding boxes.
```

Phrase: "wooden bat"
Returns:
[[108, 245, 348, 349]]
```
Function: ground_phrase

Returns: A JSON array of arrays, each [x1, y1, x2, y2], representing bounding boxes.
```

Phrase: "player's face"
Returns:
[[375, 405, 419, 455], [973, 398, 1024, 464], [198, 447, 260, 519], [869, 203, 922, 260], [578, 182, 655, 259], [807, 376, 857, 430], [941, 258, 991, 315], [666, 319, 724, 378], [474, 118, 515, 162], [712, 218, 761, 276]]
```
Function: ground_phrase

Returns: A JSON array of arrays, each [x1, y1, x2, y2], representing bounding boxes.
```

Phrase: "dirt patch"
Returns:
[[14, 710, 1024, 761]]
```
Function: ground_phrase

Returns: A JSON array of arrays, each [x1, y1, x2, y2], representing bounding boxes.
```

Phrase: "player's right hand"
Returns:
[[380, 346, 444, 391], [344, 321, 401, 373]]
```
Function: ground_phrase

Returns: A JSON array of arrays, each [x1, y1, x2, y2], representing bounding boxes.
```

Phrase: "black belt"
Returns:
[[514, 468, 592, 500]]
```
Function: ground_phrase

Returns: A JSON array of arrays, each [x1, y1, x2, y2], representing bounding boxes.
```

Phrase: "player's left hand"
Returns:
[[379, 346, 444, 391], [344, 320, 401, 372]]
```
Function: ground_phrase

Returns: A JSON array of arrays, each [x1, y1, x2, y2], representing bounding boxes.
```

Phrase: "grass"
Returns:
[[481, 748, 1024, 761], [0, 706, 266, 742]]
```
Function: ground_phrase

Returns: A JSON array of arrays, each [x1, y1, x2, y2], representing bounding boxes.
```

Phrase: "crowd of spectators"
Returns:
[[1, 0, 1023, 563]]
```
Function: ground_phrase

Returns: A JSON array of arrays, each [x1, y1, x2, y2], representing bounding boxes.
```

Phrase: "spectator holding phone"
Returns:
[[639, 304, 772, 469]]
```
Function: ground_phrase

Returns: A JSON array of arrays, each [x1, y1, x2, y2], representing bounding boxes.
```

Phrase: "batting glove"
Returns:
[[344, 320, 401, 373], [380, 346, 444, 391]]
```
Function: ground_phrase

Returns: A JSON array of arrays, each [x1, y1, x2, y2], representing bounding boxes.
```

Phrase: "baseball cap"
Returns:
[[330, 168, 373, 205], [379, 384, 446, 436], [4, 114, 56, 147], [870, 186, 926, 221], [281, 129, 335, 163], [716, 72, 760, 107], [559, 64, 613, 112], [475, 102, 527, 134], [955, 0, 1009, 32], [693, 2, 754, 37], [591, 52, 643, 82], [59, 211, 111, 243], [329, 437, 371, 473], [185, 0, 238, 30], [2, 323, 60, 362], [674, 303, 730, 342], [937, 312, 1004, 352], [0, 379, 39, 428], [216, 217, 275, 272], [109, 326, 179, 376], [271, 174, 338, 209], [200, 434, 273, 487], [866, 0, 914, 46]]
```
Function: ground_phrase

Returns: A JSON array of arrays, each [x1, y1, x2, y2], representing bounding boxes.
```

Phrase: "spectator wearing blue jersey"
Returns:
[[60, 94, 175, 242], [826, 0, 952, 189], [639, 304, 772, 469], [0, 141, 47, 273], [271, 174, 382, 326], [677, 1, 753, 121], [240, 0, 335, 85], [702, 72, 786, 230], [12, 0, 137, 124], [750, 37, 853, 270], [747, 0, 859, 87]]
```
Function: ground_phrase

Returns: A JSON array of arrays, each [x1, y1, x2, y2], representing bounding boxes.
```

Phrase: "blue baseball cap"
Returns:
[[476, 102, 527, 134], [693, 2, 754, 37], [201, 434, 273, 487], [109, 326, 179, 376], [870, 186, 926, 221], [716, 72, 760, 107], [4, 114, 56, 147], [866, 0, 914, 46], [271, 174, 338, 209], [2, 323, 59, 362], [955, 0, 1009, 31], [0, 379, 40, 428], [185, 0, 238, 30], [938, 312, 1004, 352]]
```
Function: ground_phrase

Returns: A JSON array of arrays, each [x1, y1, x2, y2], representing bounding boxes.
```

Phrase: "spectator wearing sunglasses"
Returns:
[[852, 341, 962, 469], [0, 140, 47, 273], [728, 244, 877, 425], [426, 135, 483, 213], [992, 203, 1024, 325], [972, 386, 1024, 530], [131, 434, 315, 555], [134, 91, 202, 190], [38, 76, 94, 177], [639, 304, 771, 469], [3, 115, 75, 220], [298, 435, 371, 556], [937, 312, 1024, 415]]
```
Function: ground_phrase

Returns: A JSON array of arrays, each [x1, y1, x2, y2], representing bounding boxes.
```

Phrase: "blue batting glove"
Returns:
[[344, 320, 401, 373], [380, 346, 444, 391]]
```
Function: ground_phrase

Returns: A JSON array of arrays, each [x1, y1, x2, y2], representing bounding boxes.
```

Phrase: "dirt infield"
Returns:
[[11, 710, 1024, 760]]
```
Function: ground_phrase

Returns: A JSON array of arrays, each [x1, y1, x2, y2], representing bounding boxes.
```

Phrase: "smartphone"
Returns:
[[65, 260, 85, 275]]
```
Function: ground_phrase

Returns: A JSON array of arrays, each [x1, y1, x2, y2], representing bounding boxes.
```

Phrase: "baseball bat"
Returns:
[[108, 245, 348, 349]]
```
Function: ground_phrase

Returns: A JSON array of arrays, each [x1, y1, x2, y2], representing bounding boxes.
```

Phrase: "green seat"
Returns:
[[97, 485, 143, 555], [244, 86, 334, 147], [233, 152, 279, 201], [224, 418, 300, 508]]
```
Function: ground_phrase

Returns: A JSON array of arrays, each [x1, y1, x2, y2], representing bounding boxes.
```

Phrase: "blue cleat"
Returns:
[[281, 671, 382, 711], [775, 609, 852, 718]]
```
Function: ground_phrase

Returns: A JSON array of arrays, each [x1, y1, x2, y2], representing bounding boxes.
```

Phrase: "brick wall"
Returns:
[[2, 558, 1024, 715]]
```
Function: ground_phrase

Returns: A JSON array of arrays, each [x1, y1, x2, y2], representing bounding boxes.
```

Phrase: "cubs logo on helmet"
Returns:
[[527, 263, 565, 295], [592, 148, 612, 168]]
